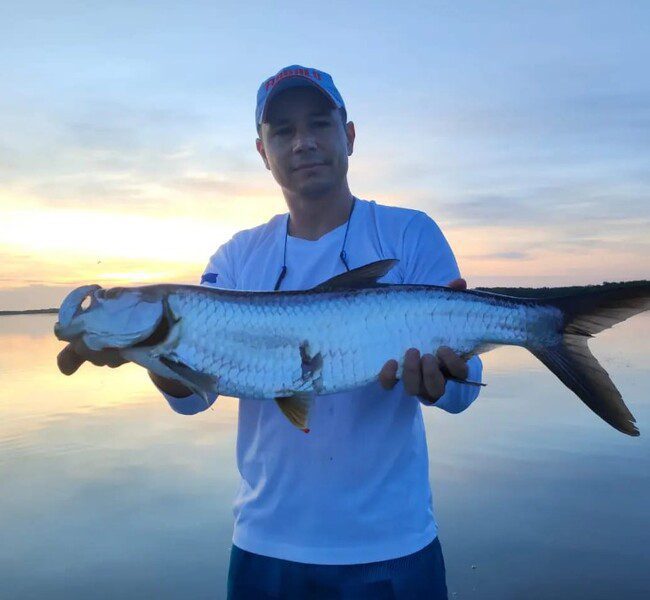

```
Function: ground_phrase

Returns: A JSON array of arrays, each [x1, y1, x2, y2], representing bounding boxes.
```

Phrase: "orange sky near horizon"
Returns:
[[2, 188, 648, 312]]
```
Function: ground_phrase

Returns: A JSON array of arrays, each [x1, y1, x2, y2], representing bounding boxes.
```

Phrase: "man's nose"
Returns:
[[292, 131, 317, 152]]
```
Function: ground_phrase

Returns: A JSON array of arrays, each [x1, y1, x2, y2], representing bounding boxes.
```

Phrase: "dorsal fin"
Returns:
[[311, 259, 399, 291]]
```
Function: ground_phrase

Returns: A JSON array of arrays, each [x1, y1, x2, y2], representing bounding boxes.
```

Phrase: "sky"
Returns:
[[1, 1, 648, 309]]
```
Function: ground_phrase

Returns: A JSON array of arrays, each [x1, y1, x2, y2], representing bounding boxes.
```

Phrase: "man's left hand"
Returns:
[[378, 277, 469, 404]]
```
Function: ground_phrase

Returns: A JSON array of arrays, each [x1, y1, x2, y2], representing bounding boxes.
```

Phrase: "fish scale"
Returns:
[[163, 285, 530, 399]]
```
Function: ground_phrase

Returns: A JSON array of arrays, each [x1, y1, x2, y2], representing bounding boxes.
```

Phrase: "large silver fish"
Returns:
[[54, 260, 649, 436]]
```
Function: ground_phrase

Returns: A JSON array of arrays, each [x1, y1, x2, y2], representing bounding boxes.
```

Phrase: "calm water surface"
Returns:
[[1, 314, 649, 599]]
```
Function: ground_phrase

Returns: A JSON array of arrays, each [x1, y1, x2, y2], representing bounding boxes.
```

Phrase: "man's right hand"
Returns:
[[57, 341, 193, 398], [57, 340, 127, 375]]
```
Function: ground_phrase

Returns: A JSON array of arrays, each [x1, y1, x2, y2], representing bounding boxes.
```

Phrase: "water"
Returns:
[[1, 314, 649, 599]]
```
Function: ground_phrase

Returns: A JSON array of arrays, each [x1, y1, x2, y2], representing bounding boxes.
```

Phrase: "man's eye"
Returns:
[[274, 127, 291, 136], [314, 120, 330, 128]]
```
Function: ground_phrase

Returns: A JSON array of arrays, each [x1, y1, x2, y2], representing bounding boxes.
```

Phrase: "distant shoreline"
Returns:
[[1, 280, 647, 315], [0, 308, 58, 316]]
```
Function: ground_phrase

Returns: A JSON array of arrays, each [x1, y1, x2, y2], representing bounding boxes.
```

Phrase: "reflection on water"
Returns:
[[1, 314, 649, 599]]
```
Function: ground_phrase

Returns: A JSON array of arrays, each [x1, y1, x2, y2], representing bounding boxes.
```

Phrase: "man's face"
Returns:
[[256, 86, 355, 198]]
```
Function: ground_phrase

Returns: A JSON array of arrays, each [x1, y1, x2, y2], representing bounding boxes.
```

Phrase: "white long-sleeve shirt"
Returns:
[[162, 198, 482, 564]]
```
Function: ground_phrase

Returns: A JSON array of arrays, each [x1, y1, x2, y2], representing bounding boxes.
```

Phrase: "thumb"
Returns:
[[447, 277, 467, 290], [57, 343, 86, 375]]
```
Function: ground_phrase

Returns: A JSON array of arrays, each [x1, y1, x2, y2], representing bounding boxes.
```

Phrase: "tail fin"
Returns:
[[529, 282, 650, 436]]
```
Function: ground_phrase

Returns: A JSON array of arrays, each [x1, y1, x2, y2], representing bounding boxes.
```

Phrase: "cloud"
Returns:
[[430, 181, 650, 229], [462, 251, 531, 261], [65, 101, 207, 147], [168, 174, 260, 196], [0, 284, 69, 311], [27, 177, 148, 207], [1, 100, 268, 214], [429, 91, 650, 144]]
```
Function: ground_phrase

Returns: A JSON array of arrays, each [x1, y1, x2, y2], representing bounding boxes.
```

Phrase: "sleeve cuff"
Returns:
[[423, 355, 483, 414], [162, 390, 218, 415]]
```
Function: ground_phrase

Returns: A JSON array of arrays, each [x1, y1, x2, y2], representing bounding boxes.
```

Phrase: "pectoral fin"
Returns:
[[158, 356, 219, 407], [275, 393, 313, 432]]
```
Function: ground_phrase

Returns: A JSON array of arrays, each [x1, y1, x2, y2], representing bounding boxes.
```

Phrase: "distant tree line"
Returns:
[[0, 308, 58, 316], [476, 280, 649, 298]]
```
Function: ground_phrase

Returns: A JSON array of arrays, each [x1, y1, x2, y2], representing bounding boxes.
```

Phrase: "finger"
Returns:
[[421, 353, 446, 400], [402, 348, 422, 396], [379, 359, 399, 390], [57, 344, 86, 375], [100, 347, 127, 368], [106, 353, 126, 368], [447, 278, 467, 291], [71, 339, 126, 368], [71, 339, 91, 359], [436, 346, 469, 380]]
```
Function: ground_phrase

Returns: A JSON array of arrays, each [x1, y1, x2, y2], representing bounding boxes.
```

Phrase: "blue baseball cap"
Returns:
[[255, 65, 345, 128]]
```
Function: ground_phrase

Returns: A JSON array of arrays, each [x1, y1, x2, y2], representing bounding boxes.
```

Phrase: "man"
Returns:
[[58, 65, 483, 599]]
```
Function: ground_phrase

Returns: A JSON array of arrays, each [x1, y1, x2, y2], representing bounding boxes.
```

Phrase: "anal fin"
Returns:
[[275, 393, 313, 432]]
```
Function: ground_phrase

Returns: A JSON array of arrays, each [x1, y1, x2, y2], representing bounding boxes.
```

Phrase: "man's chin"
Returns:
[[295, 180, 336, 198]]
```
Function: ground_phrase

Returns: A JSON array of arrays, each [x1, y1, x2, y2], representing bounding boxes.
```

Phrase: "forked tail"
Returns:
[[529, 282, 650, 436]]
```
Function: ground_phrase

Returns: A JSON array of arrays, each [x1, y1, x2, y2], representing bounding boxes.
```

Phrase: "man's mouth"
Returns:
[[294, 162, 326, 171]]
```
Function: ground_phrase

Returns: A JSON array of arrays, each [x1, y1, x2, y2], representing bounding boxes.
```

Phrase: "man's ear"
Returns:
[[345, 122, 355, 156], [256, 137, 271, 170]]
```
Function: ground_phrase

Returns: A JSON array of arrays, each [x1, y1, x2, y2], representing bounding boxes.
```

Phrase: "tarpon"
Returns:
[[54, 260, 649, 436]]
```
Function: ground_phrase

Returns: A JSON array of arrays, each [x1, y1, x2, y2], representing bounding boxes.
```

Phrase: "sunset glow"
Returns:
[[1, 3, 648, 310]]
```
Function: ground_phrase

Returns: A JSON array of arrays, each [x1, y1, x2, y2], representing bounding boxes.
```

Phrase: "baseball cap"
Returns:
[[255, 65, 345, 128]]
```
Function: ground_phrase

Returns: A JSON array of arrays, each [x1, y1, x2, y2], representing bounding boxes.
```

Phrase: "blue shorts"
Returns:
[[227, 537, 448, 599]]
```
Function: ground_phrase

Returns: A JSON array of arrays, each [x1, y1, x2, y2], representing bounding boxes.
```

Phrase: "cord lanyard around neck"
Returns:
[[274, 196, 357, 291]]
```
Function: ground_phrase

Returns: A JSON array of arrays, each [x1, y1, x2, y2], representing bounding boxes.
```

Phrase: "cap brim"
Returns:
[[261, 77, 340, 124]]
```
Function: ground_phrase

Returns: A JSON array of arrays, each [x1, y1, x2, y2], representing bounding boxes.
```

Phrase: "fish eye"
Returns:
[[77, 290, 99, 314]]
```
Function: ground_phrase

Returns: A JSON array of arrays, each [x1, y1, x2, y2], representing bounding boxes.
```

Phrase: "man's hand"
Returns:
[[57, 341, 192, 398], [378, 277, 469, 404], [57, 340, 128, 375]]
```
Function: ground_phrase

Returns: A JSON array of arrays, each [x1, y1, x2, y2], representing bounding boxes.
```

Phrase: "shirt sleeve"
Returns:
[[160, 241, 237, 415], [199, 241, 237, 290], [401, 211, 483, 414]]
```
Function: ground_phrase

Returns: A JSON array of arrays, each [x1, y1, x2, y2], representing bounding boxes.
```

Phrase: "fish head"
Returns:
[[54, 284, 165, 351]]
